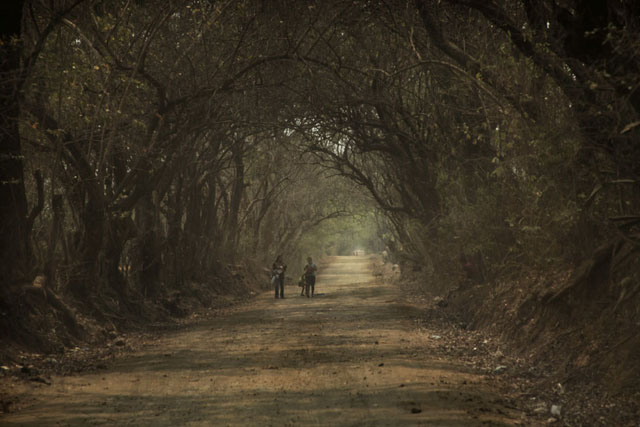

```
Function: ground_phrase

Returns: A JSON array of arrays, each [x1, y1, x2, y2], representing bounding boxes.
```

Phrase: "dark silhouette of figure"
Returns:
[[272, 255, 286, 299], [302, 256, 317, 297]]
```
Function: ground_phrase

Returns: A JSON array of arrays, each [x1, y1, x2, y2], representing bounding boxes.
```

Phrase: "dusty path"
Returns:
[[2, 256, 524, 426]]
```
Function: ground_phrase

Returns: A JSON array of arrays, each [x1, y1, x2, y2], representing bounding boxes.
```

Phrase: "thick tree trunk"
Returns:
[[44, 194, 64, 287], [68, 196, 105, 298], [184, 181, 204, 278], [166, 180, 183, 287], [203, 174, 220, 271], [223, 144, 245, 255], [0, 1, 29, 286], [103, 216, 136, 298], [136, 193, 161, 298]]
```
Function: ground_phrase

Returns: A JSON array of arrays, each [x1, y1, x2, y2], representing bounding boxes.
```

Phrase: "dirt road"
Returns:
[[2, 256, 525, 426]]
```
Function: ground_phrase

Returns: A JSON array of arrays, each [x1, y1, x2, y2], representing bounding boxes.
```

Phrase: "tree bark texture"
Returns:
[[0, 1, 29, 286]]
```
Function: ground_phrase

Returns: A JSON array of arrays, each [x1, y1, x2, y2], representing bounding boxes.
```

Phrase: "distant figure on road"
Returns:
[[272, 255, 286, 299], [302, 256, 318, 297]]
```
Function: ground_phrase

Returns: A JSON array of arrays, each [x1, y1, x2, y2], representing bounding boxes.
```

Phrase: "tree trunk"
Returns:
[[166, 180, 184, 287], [136, 193, 161, 299], [184, 180, 204, 278], [44, 194, 64, 288], [223, 144, 245, 256], [68, 196, 105, 298], [103, 216, 136, 298], [0, 1, 29, 286]]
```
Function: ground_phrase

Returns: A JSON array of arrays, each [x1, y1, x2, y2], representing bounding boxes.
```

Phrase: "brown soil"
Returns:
[[435, 267, 640, 426], [1, 256, 538, 426]]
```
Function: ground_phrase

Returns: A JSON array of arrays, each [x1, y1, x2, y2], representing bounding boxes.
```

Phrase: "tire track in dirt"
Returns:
[[2, 256, 524, 426]]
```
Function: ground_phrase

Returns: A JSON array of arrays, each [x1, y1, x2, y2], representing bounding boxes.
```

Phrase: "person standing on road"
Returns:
[[272, 255, 286, 299], [302, 256, 318, 297]]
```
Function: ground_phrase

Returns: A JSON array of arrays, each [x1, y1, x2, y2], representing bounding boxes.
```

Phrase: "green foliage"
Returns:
[[297, 210, 382, 259]]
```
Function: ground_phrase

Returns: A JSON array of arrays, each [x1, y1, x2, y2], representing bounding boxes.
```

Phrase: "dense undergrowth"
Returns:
[[0, 262, 266, 365], [430, 263, 640, 422]]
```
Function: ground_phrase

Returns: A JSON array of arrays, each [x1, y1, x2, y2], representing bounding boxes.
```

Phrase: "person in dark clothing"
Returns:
[[302, 256, 317, 297], [272, 255, 287, 298]]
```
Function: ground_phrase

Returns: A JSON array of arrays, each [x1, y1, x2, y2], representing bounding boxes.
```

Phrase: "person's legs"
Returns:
[[273, 276, 279, 298], [279, 278, 284, 298], [304, 276, 311, 297], [310, 275, 316, 296]]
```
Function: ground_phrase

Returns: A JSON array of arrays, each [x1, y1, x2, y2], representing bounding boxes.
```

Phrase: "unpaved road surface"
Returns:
[[2, 256, 525, 426]]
